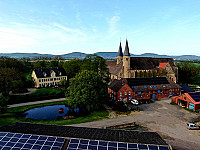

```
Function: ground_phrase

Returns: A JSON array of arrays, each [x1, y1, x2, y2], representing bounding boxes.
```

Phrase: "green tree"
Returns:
[[59, 79, 69, 92], [0, 68, 25, 96], [0, 94, 8, 113], [33, 61, 47, 68], [63, 59, 81, 79], [47, 60, 59, 68], [178, 62, 200, 84], [67, 70, 108, 111], [82, 55, 110, 84]]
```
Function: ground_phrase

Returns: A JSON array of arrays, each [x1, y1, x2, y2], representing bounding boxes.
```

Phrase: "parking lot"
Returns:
[[72, 98, 200, 150]]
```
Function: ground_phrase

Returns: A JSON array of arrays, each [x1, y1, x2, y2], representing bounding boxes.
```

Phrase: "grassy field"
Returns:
[[0, 100, 109, 126]]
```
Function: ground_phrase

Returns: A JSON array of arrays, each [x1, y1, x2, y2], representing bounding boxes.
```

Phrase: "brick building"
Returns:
[[108, 77, 181, 103], [171, 92, 200, 111]]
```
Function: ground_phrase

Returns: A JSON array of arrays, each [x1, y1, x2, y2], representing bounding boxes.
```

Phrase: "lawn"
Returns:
[[0, 100, 109, 126]]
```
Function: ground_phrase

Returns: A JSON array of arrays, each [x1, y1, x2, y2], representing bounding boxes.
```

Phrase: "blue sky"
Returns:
[[0, 0, 200, 55]]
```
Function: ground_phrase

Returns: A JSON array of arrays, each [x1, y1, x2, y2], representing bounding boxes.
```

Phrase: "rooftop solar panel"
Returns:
[[67, 138, 171, 150], [0, 132, 65, 150], [188, 92, 200, 102]]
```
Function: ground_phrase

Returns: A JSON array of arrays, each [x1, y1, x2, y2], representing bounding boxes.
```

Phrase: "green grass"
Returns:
[[0, 100, 109, 126]]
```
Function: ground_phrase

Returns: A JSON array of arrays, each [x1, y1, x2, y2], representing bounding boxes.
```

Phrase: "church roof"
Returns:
[[118, 42, 123, 56], [124, 39, 130, 56], [106, 61, 123, 75], [130, 57, 175, 70]]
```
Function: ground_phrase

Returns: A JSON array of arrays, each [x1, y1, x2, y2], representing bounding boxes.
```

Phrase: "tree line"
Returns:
[[177, 62, 200, 84], [0, 55, 110, 113]]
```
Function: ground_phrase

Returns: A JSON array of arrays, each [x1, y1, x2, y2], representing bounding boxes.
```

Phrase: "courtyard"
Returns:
[[72, 98, 200, 150]]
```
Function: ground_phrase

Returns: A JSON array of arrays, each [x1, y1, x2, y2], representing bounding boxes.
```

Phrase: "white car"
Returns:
[[187, 123, 200, 130], [131, 99, 139, 105]]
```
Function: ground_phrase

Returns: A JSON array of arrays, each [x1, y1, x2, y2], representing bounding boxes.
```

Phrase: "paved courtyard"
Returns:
[[72, 98, 200, 150]]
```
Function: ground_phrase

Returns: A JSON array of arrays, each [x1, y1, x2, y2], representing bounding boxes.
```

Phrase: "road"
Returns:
[[71, 98, 200, 150]]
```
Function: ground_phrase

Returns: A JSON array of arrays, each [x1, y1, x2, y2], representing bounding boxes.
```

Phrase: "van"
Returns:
[[187, 123, 199, 130]]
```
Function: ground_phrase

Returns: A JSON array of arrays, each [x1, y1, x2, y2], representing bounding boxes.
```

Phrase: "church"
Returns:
[[106, 40, 178, 83]]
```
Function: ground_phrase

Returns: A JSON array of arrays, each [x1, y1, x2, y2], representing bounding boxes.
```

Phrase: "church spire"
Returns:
[[118, 41, 123, 56], [124, 39, 130, 56]]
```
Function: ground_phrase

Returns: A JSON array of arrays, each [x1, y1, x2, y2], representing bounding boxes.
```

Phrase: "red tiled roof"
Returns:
[[159, 63, 168, 69]]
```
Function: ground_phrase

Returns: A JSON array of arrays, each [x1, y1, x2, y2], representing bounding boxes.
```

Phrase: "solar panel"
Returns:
[[188, 92, 200, 102], [67, 138, 171, 150], [0, 132, 65, 150]]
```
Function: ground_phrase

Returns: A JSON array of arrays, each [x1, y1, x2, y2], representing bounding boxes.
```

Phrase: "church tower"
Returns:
[[117, 41, 123, 64], [123, 39, 130, 78]]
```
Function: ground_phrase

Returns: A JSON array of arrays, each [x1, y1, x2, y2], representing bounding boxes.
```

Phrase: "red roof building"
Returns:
[[171, 92, 200, 111], [108, 77, 181, 103]]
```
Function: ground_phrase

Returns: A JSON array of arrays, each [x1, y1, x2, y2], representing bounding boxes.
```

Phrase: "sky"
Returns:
[[0, 0, 200, 56]]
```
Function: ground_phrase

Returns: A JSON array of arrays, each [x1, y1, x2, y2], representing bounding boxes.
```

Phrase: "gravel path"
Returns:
[[71, 98, 200, 150]]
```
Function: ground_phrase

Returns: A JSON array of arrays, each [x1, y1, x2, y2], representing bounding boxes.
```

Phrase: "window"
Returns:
[[120, 92, 122, 96], [125, 92, 127, 95], [138, 91, 141, 95], [158, 90, 160, 93], [134, 86, 137, 89], [150, 86, 152, 88], [129, 91, 131, 95], [120, 98, 122, 101], [163, 85, 166, 87], [129, 97, 131, 100], [125, 87, 127, 89], [146, 95, 148, 97], [154, 85, 157, 88]]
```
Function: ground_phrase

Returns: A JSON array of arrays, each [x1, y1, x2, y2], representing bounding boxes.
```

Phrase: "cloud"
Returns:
[[0, 28, 36, 50], [107, 15, 120, 38], [53, 23, 86, 36]]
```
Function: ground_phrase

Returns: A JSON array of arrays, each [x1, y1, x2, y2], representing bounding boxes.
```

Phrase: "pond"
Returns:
[[24, 105, 80, 120]]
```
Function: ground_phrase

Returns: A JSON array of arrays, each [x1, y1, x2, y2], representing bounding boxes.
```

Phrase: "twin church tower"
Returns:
[[117, 39, 131, 78]]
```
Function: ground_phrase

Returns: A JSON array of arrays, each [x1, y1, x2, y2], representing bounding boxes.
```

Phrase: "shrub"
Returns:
[[0, 94, 8, 113]]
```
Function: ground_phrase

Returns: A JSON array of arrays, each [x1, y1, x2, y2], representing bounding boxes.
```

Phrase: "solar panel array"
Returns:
[[188, 92, 200, 102], [67, 138, 171, 150], [0, 132, 65, 150]]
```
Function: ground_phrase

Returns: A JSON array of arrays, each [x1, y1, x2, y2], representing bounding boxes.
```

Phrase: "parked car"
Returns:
[[131, 99, 139, 105], [187, 123, 200, 130]]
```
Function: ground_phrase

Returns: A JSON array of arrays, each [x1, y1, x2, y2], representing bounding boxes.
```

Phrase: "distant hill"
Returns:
[[0, 52, 200, 60]]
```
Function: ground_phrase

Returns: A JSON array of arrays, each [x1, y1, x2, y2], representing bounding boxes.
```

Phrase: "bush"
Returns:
[[0, 94, 8, 113], [112, 102, 128, 112]]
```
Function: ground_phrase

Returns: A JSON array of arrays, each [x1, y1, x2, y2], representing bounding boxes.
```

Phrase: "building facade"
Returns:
[[108, 77, 181, 103], [106, 40, 178, 83], [32, 68, 67, 88]]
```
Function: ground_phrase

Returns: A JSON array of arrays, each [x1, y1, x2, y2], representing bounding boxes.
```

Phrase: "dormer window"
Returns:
[[43, 72, 47, 77], [59, 72, 62, 76], [52, 73, 54, 77]]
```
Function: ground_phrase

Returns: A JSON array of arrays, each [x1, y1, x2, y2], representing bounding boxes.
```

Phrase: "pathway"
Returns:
[[8, 98, 66, 108]]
